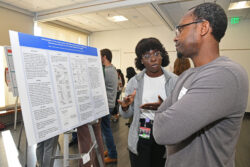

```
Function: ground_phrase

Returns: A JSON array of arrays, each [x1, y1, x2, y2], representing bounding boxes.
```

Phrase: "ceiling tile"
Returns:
[[136, 5, 164, 26]]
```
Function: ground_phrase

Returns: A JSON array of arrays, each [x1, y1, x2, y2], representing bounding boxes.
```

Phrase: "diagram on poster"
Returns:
[[9, 31, 109, 145]]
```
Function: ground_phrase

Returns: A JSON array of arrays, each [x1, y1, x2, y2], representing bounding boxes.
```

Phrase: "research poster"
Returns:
[[9, 31, 109, 145]]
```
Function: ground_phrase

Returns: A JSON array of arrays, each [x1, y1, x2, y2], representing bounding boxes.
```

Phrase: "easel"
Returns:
[[51, 122, 104, 167], [17, 121, 104, 167], [13, 96, 19, 130], [17, 121, 28, 167]]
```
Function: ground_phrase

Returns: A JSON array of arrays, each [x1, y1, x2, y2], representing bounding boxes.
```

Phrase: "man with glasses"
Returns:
[[153, 2, 249, 167]]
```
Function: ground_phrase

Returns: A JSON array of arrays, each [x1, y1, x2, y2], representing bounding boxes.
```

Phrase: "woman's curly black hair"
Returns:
[[135, 37, 170, 71]]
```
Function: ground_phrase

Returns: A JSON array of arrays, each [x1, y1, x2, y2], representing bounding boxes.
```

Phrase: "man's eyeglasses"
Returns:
[[175, 20, 204, 36], [142, 51, 161, 59]]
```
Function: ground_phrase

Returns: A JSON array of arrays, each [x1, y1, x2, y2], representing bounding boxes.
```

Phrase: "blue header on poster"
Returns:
[[18, 32, 97, 56]]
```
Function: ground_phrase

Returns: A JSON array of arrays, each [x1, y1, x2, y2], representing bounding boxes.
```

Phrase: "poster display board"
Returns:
[[9, 31, 109, 145], [4, 46, 19, 97]]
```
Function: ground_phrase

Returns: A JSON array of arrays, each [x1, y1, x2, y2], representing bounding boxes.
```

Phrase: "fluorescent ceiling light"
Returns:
[[228, 1, 250, 10], [107, 15, 128, 22]]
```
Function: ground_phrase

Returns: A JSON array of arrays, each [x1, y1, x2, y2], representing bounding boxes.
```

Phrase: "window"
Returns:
[[34, 22, 88, 45]]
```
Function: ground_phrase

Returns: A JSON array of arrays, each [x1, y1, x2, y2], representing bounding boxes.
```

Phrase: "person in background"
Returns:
[[153, 3, 249, 167], [126, 67, 137, 82], [100, 48, 118, 164], [173, 57, 191, 76], [124, 67, 137, 127], [111, 69, 125, 122], [36, 136, 58, 167], [119, 37, 178, 167], [77, 120, 105, 167], [69, 131, 78, 146]]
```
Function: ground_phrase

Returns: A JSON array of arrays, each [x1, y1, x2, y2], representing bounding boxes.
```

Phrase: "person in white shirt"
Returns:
[[119, 37, 178, 167]]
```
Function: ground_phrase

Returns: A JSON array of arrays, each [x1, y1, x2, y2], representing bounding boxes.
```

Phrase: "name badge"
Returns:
[[178, 87, 187, 100], [139, 127, 151, 139]]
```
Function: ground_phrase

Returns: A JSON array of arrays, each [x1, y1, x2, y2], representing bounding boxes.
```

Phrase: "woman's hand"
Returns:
[[118, 90, 136, 111], [140, 96, 163, 110]]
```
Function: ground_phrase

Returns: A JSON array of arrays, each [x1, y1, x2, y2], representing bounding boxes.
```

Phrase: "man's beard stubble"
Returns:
[[177, 52, 183, 58]]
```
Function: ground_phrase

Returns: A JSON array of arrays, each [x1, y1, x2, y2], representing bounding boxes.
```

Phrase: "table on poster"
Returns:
[[9, 31, 109, 146]]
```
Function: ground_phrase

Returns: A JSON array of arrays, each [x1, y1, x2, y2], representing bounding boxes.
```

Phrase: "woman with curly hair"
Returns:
[[119, 37, 178, 167]]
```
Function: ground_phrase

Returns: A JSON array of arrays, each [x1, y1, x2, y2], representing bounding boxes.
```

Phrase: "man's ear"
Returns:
[[200, 20, 210, 36]]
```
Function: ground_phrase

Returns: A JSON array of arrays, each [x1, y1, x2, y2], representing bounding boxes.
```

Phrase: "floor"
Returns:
[[0, 115, 250, 167]]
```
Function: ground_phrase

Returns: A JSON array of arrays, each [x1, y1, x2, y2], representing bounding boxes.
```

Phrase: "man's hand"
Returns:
[[140, 96, 163, 110], [118, 90, 136, 111]]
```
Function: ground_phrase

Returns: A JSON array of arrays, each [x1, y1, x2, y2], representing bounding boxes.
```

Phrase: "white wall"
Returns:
[[90, 25, 178, 79], [89, 20, 250, 112], [0, 7, 34, 107], [0, 7, 34, 46]]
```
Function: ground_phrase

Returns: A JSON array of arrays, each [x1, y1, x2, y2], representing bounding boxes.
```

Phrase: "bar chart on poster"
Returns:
[[9, 31, 109, 145]]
